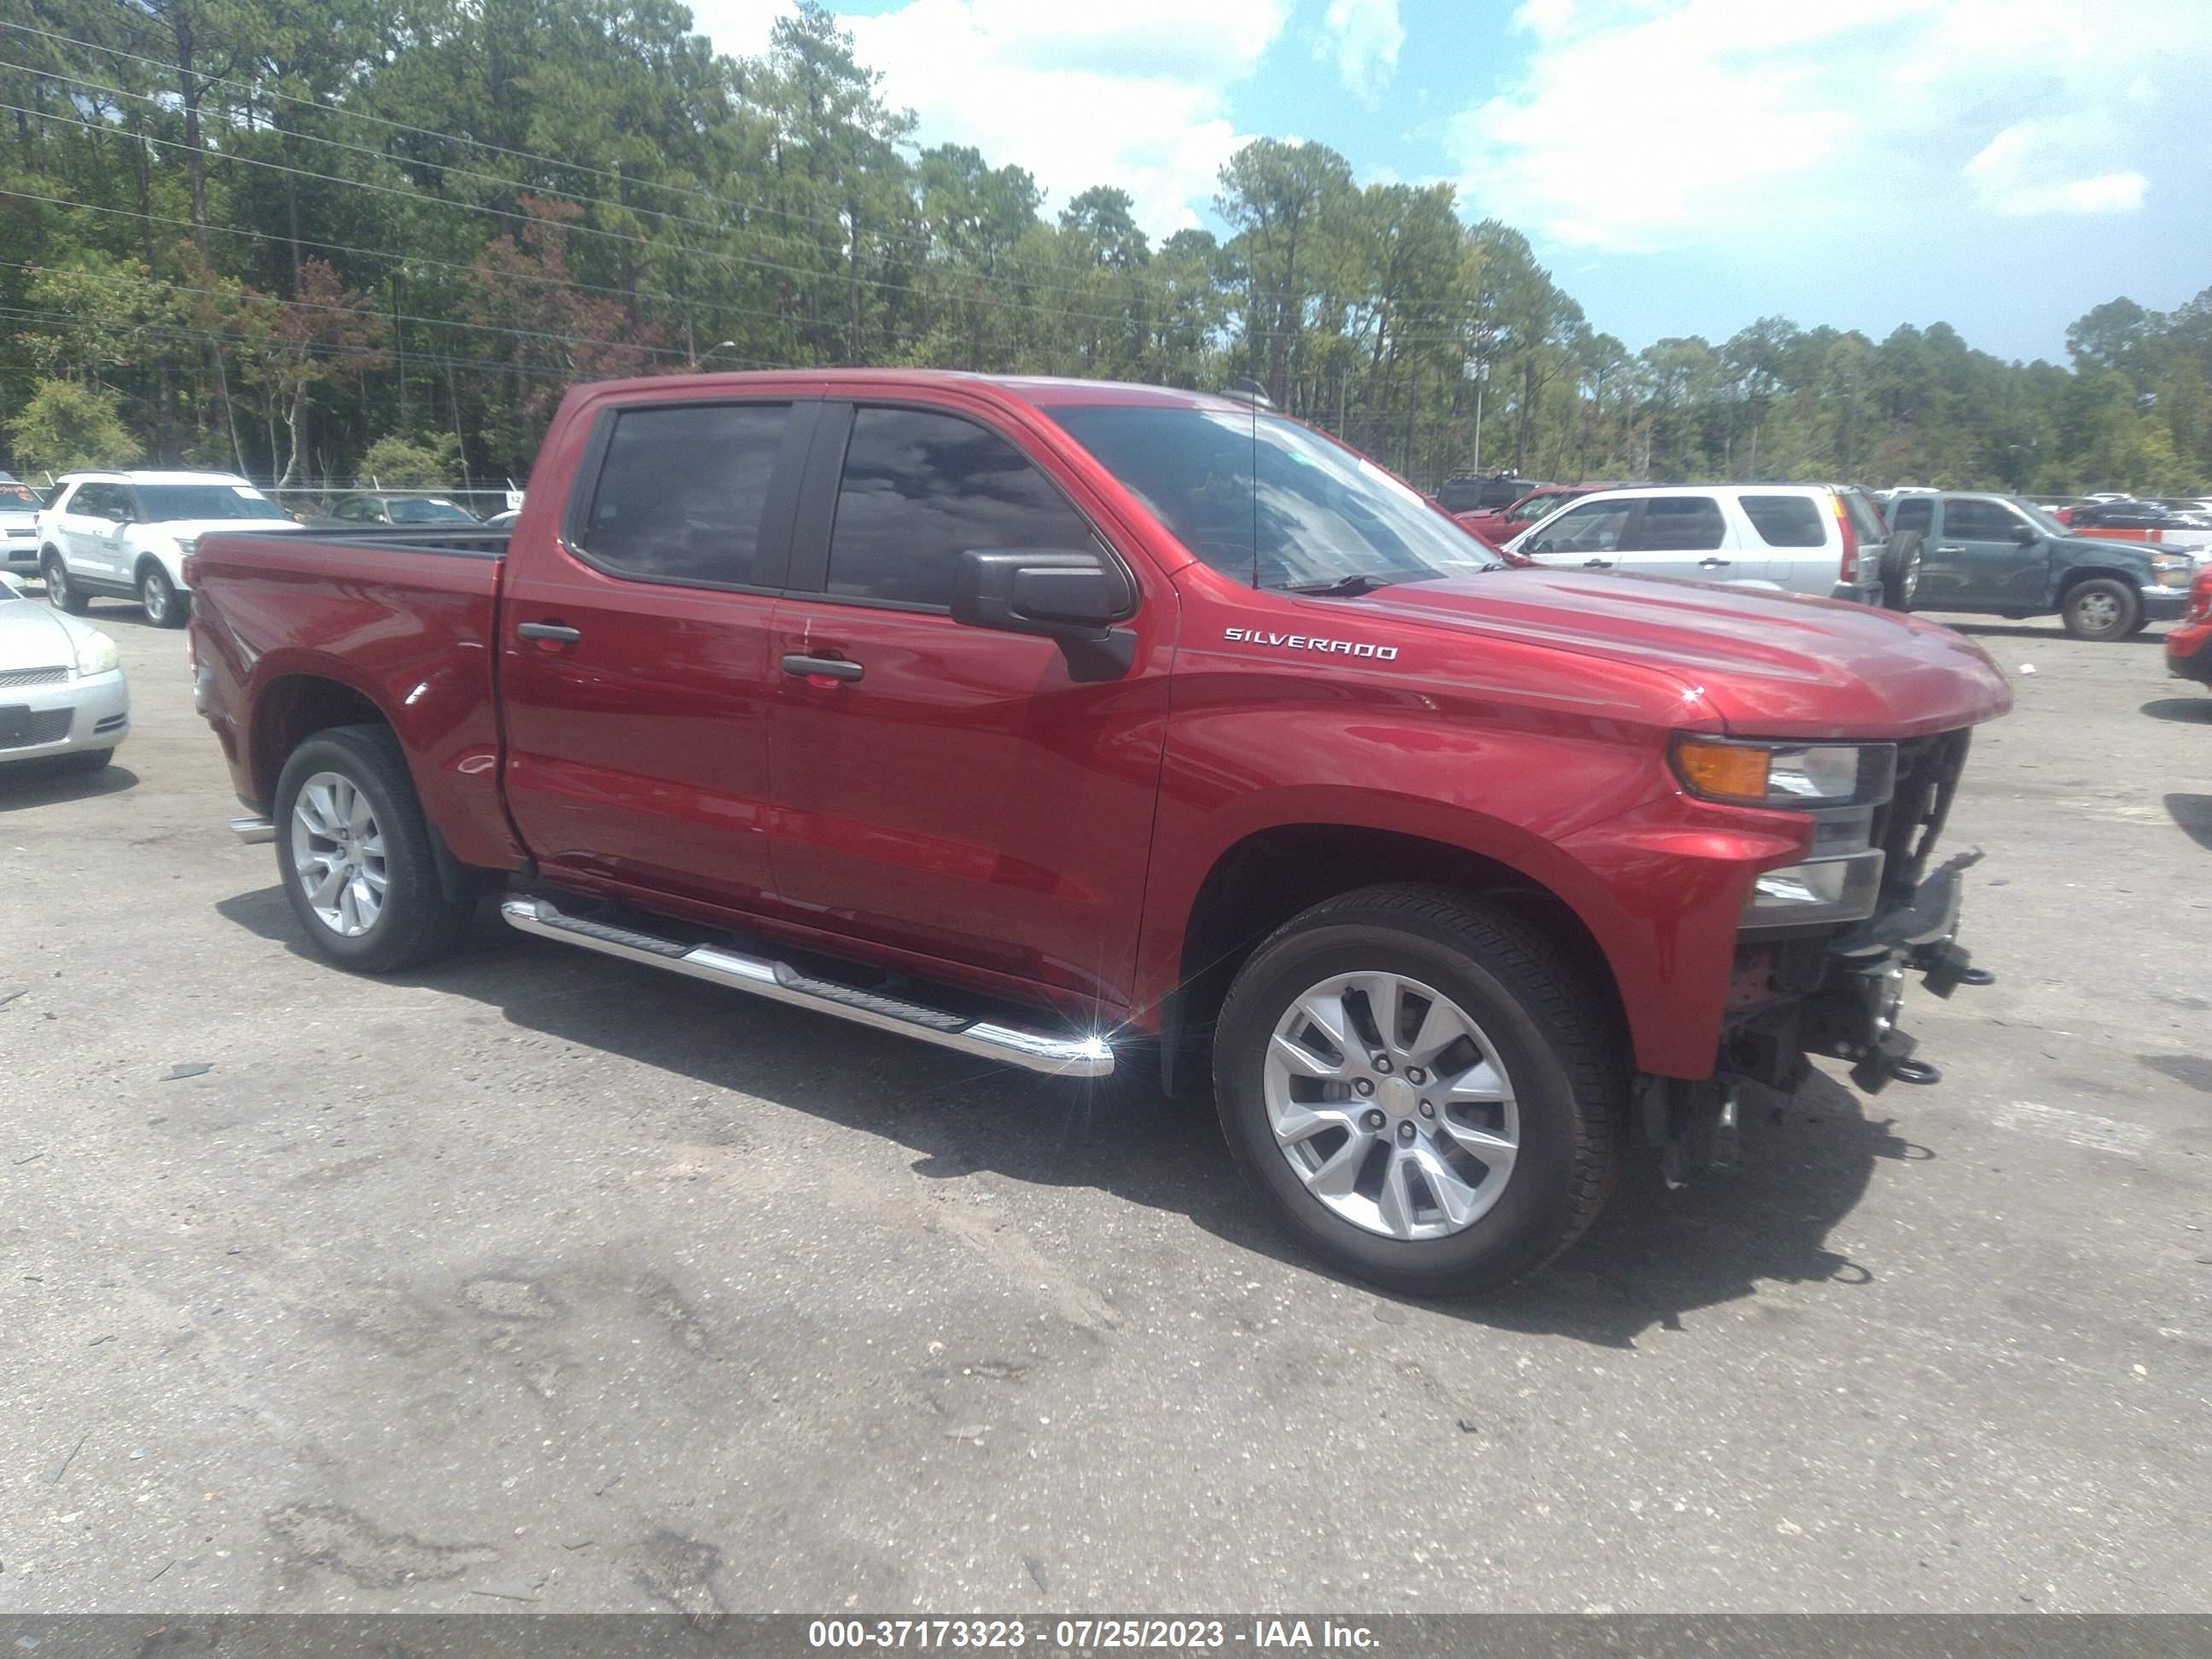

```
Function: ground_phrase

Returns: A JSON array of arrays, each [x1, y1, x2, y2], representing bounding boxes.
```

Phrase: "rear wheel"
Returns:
[[1878, 531, 1923, 612], [2061, 577, 2139, 642], [273, 724, 474, 973], [43, 552, 87, 614], [139, 562, 187, 628], [1213, 884, 1621, 1297]]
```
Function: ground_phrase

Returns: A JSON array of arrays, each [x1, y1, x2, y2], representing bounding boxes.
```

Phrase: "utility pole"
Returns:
[[1464, 357, 1488, 472]]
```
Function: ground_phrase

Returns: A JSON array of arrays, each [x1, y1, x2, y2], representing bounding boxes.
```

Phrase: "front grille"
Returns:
[[0, 666, 68, 689], [0, 707, 73, 750], [1870, 730, 1970, 903]]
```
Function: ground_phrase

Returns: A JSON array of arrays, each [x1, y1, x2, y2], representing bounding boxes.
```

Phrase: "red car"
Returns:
[[186, 370, 2011, 1295], [2168, 563, 2212, 686], [1454, 482, 1629, 545]]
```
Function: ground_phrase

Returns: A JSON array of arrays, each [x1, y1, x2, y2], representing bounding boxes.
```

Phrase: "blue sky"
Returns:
[[690, 0, 2212, 364]]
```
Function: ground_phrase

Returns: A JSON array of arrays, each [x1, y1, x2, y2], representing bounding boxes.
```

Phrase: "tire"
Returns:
[[272, 724, 474, 973], [1878, 531, 1923, 612], [1212, 883, 1623, 1298], [139, 562, 187, 628], [43, 551, 87, 615], [2060, 577, 2140, 642]]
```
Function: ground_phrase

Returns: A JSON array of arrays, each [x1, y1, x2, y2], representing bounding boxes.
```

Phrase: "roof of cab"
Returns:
[[573, 368, 1255, 415]]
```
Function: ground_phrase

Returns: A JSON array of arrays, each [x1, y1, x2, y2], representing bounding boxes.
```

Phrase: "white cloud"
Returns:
[[1451, 0, 2212, 253], [1965, 115, 2146, 216], [1315, 0, 1406, 104], [689, 0, 1291, 239]]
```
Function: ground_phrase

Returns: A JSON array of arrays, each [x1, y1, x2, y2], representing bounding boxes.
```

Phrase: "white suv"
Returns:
[[37, 470, 297, 627], [1505, 483, 1892, 605]]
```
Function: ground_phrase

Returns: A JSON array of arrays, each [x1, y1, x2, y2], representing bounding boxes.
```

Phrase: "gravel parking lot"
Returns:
[[2, 598, 2207, 1615]]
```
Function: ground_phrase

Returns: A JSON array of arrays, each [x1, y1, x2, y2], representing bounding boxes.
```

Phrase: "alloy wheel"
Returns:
[[1263, 970, 1520, 1241], [289, 770, 388, 937]]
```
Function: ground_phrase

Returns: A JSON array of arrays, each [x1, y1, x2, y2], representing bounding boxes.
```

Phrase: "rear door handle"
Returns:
[[1935, 545, 1965, 554], [517, 621, 581, 643], [1698, 556, 1731, 568], [1583, 557, 1613, 569], [783, 653, 864, 683]]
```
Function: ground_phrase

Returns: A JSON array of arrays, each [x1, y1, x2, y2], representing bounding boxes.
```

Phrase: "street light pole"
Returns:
[[1464, 358, 1489, 472]]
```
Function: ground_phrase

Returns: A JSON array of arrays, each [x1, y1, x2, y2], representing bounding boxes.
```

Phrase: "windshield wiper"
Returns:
[[1283, 573, 1402, 597]]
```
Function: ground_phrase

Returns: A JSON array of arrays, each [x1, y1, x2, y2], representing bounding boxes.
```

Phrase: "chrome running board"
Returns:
[[499, 897, 1115, 1079], [230, 815, 277, 845]]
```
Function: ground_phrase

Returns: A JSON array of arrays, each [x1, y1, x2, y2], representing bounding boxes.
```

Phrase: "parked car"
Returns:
[[1435, 474, 1535, 515], [186, 370, 2010, 1296], [36, 471, 299, 627], [310, 492, 483, 529], [2168, 563, 2212, 688], [1454, 482, 1625, 544], [1881, 491, 2193, 639], [483, 508, 522, 530], [2070, 500, 2212, 533], [1505, 483, 1895, 605], [0, 571, 129, 772], [1, 473, 44, 575]]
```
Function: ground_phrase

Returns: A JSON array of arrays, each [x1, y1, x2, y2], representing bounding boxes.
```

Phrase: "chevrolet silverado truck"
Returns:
[[187, 371, 2012, 1296], [1882, 491, 2194, 640]]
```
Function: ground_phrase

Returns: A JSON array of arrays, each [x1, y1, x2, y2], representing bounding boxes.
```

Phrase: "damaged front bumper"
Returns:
[[1641, 726, 1995, 1183]]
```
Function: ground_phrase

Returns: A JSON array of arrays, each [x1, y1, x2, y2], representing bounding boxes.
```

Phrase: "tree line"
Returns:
[[4, 0, 2209, 500]]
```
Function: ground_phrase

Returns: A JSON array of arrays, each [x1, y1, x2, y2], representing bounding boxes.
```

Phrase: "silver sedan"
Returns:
[[0, 572, 130, 772]]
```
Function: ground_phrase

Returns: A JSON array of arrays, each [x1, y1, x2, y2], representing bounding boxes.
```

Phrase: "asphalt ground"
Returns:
[[1, 594, 2206, 1615]]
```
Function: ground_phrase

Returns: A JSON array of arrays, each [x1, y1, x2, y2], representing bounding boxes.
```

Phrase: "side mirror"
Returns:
[[2011, 523, 2039, 545], [952, 547, 1134, 641]]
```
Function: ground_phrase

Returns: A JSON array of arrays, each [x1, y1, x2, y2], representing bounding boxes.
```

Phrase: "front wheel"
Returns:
[[272, 724, 474, 973], [139, 562, 187, 628], [43, 552, 87, 615], [1213, 885, 1622, 1297], [2061, 577, 2140, 642]]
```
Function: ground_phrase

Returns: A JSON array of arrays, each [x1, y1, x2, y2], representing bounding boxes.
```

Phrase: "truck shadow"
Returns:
[[218, 885, 1904, 1351]]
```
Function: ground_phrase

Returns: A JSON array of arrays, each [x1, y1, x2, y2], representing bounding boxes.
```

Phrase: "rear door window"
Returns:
[[826, 406, 1093, 609], [579, 402, 793, 588], [1889, 497, 1934, 536], [1622, 496, 1726, 551], [1739, 494, 1828, 548]]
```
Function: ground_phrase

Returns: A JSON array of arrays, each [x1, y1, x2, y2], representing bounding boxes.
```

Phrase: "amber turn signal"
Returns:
[[1673, 739, 1772, 804]]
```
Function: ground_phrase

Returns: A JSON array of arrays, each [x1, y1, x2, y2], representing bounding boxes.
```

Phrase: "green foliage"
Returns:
[[358, 432, 461, 486], [6, 380, 144, 473], [0, 0, 2204, 497]]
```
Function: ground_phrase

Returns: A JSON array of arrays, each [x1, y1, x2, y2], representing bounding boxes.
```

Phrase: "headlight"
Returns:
[[2153, 553, 2193, 589], [73, 629, 119, 676], [1672, 737, 1896, 808]]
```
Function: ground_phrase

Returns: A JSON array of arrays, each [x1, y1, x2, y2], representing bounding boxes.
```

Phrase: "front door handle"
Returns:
[[517, 621, 581, 643], [1583, 557, 1613, 568], [783, 653, 864, 683], [1698, 556, 1731, 568], [1935, 545, 1965, 554]]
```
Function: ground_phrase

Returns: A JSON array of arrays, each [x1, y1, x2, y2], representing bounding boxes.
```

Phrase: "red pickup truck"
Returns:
[[187, 371, 2011, 1295]]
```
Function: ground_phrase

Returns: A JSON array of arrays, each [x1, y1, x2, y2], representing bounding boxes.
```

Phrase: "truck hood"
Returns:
[[1350, 568, 2014, 739]]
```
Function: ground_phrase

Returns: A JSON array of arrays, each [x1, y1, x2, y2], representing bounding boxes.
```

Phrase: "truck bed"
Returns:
[[189, 525, 523, 870]]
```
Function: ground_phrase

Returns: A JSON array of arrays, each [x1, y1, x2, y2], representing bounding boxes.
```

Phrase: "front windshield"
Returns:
[[135, 483, 286, 521], [387, 497, 478, 524], [1051, 405, 1503, 589], [2007, 498, 2070, 537]]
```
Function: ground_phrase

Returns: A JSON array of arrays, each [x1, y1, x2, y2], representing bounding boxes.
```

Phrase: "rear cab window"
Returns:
[[1888, 496, 1935, 536], [577, 402, 795, 589]]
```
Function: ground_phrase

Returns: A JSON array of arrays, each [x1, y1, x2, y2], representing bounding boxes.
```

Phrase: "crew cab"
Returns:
[[187, 372, 2011, 1295], [1883, 492, 2193, 640], [37, 470, 299, 626]]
